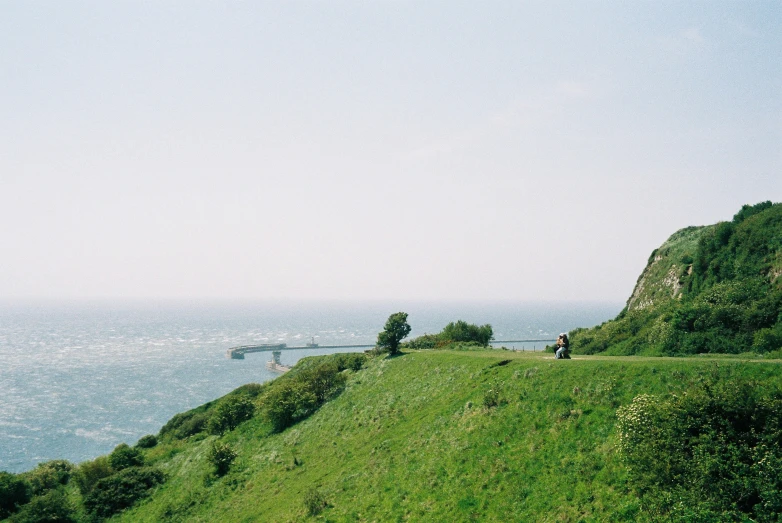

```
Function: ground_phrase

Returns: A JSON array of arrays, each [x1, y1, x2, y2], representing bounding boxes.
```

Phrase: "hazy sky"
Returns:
[[2, 1, 780, 302]]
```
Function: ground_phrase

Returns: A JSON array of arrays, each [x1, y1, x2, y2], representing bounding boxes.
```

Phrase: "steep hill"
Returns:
[[571, 201, 782, 356], [4, 350, 781, 523]]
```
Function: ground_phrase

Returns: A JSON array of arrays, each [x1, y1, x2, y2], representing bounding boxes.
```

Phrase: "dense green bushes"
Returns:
[[6, 489, 74, 523], [24, 461, 73, 497], [207, 395, 256, 435], [617, 372, 782, 521], [403, 320, 494, 350], [0, 472, 30, 519], [82, 467, 165, 518], [108, 444, 145, 471], [155, 352, 368, 441], [259, 356, 358, 432]]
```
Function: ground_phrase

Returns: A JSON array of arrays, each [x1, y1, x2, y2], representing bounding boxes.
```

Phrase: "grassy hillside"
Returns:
[[571, 201, 782, 356], [6, 349, 779, 523]]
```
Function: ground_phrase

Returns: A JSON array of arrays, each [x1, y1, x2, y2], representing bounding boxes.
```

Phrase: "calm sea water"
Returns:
[[0, 300, 620, 473]]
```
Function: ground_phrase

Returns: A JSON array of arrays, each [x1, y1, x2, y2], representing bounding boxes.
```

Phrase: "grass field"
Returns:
[[98, 349, 781, 523]]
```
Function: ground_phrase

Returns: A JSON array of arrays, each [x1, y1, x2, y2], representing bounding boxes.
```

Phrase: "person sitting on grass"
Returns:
[[555, 333, 570, 359]]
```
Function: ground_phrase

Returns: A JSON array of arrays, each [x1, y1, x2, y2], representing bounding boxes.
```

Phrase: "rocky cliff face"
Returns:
[[571, 202, 782, 356], [626, 226, 708, 311]]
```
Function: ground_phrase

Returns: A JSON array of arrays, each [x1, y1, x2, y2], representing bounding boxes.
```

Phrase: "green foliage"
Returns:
[[331, 352, 367, 372], [159, 407, 212, 440], [403, 333, 445, 349], [7, 489, 74, 523], [261, 380, 319, 433], [376, 312, 411, 355], [135, 434, 158, 449], [572, 202, 782, 356], [23, 460, 73, 496], [403, 320, 494, 350], [303, 487, 327, 516], [617, 373, 782, 521], [441, 320, 494, 346], [109, 443, 145, 471], [207, 442, 237, 477], [83, 467, 165, 518], [0, 471, 30, 520], [207, 395, 256, 435], [73, 456, 112, 496], [258, 353, 358, 433]]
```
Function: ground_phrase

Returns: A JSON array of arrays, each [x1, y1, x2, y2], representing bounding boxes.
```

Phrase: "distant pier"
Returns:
[[225, 343, 375, 359]]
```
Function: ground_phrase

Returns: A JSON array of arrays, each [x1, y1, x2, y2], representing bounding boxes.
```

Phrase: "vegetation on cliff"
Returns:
[[570, 201, 782, 356]]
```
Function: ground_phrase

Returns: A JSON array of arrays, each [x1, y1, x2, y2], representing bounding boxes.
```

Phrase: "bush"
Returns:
[[83, 467, 165, 518], [24, 461, 73, 496], [303, 487, 327, 516], [262, 380, 318, 433], [135, 434, 158, 449], [441, 320, 494, 346], [7, 488, 74, 523], [73, 456, 112, 496], [207, 442, 237, 477], [159, 404, 213, 440], [0, 472, 30, 519], [207, 395, 256, 435], [616, 375, 782, 521], [332, 352, 366, 372], [258, 354, 358, 433], [109, 443, 145, 471]]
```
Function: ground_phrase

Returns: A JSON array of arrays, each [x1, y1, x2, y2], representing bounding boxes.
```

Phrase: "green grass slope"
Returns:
[[571, 201, 782, 356], [108, 350, 780, 522]]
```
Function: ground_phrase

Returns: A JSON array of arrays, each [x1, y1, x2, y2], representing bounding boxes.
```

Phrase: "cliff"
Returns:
[[571, 201, 782, 356]]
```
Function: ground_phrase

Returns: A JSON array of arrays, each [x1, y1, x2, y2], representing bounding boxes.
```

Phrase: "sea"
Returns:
[[0, 300, 621, 473]]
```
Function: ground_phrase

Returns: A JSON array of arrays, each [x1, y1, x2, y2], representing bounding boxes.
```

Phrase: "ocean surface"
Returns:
[[0, 300, 621, 473]]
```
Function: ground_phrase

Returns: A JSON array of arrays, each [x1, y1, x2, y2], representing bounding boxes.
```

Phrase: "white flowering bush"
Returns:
[[616, 394, 658, 457], [615, 378, 782, 522]]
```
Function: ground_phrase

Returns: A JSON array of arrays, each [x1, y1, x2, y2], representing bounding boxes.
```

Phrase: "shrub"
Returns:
[[7, 488, 74, 523], [83, 467, 165, 518], [297, 363, 347, 403], [332, 352, 366, 372], [616, 376, 782, 521], [207, 442, 237, 477], [135, 434, 158, 449], [24, 460, 73, 496], [483, 387, 501, 409], [73, 456, 112, 495], [109, 443, 145, 471], [207, 395, 256, 435], [303, 487, 327, 516], [441, 320, 494, 346], [159, 404, 213, 440], [262, 380, 318, 433], [404, 320, 494, 349], [0, 472, 30, 519]]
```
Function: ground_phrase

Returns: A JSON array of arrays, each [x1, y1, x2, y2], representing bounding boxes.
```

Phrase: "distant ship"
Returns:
[[305, 336, 318, 348]]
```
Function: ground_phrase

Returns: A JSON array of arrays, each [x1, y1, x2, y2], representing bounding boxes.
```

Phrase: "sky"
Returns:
[[1, 1, 780, 303]]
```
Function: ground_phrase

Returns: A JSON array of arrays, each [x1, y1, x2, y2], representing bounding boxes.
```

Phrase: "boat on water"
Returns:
[[305, 336, 318, 348]]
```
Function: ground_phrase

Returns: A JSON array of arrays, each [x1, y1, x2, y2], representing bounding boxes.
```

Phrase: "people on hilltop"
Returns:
[[555, 333, 570, 359]]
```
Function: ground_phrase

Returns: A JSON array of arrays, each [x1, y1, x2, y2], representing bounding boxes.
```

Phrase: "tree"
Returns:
[[377, 312, 411, 355]]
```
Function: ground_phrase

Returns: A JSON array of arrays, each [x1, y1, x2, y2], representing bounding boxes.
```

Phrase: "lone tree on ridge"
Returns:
[[377, 312, 411, 355]]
